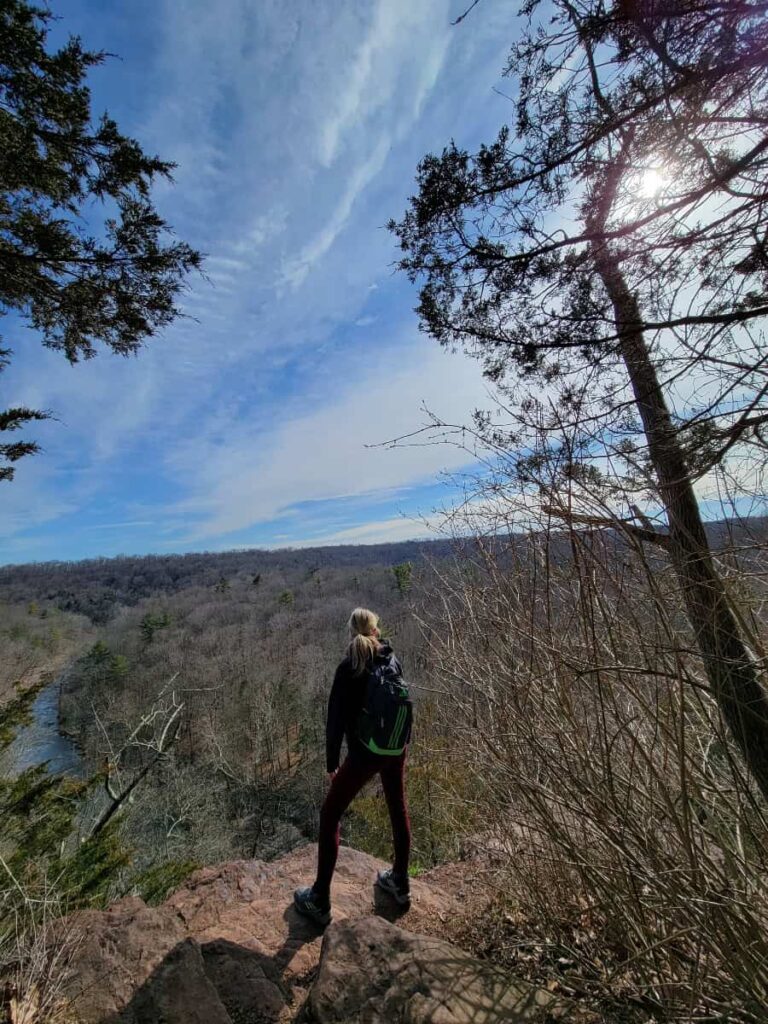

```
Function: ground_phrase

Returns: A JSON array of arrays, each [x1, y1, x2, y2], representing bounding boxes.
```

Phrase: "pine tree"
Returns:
[[0, 0, 201, 480], [393, 562, 414, 596]]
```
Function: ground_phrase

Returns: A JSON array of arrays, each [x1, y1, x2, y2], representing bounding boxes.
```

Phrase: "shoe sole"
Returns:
[[375, 878, 411, 906]]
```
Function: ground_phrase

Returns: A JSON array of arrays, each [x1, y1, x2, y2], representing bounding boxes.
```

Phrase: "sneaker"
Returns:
[[293, 886, 331, 926], [376, 868, 411, 906]]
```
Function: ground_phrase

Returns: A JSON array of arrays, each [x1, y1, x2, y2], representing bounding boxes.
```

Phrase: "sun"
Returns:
[[639, 167, 668, 199]]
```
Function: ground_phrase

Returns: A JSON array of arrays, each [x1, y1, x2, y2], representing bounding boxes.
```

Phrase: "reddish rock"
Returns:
[[200, 938, 286, 1023], [309, 915, 558, 1024], [62, 896, 188, 1023], [121, 939, 231, 1024], [61, 845, 458, 1023]]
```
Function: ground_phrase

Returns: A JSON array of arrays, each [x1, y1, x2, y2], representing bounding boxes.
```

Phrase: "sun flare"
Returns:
[[639, 167, 668, 199]]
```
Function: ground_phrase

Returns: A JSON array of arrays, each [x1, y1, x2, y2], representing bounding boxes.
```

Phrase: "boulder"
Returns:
[[60, 896, 189, 1023], [119, 938, 231, 1024], [309, 916, 557, 1024], [200, 938, 286, 1023]]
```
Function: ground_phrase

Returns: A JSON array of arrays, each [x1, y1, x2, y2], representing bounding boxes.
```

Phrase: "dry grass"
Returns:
[[0, 865, 83, 1024], [418, 521, 768, 1021]]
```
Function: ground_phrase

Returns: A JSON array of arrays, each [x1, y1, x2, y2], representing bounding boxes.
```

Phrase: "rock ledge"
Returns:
[[60, 844, 556, 1023]]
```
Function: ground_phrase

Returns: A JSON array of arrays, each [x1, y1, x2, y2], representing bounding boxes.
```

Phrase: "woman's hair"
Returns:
[[347, 607, 380, 675]]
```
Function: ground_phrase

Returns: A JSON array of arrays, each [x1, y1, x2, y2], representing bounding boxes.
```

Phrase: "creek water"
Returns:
[[5, 681, 85, 777]]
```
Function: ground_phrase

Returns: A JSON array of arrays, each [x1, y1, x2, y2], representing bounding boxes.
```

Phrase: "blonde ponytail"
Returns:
[[347, 607, 380, 675]]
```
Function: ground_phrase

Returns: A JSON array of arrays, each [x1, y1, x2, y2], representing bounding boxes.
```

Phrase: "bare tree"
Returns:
[[89, 679, 184, 836]]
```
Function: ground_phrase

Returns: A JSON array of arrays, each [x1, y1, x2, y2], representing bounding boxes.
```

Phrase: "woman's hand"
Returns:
[[327, 769, 338, 783]]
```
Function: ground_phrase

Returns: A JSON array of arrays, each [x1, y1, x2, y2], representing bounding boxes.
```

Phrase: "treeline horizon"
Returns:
[[2, 514, 765, 624], [0, 536, 459, 622]]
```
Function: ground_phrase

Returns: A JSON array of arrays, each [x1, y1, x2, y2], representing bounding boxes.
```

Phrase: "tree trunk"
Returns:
[[592, 243, 768, 801]]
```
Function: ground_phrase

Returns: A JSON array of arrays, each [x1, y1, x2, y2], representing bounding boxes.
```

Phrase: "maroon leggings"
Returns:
[[313, 751, 410, 898]]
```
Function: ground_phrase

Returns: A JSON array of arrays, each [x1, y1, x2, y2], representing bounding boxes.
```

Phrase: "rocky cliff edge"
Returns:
[[60, 844, 560, 1023]]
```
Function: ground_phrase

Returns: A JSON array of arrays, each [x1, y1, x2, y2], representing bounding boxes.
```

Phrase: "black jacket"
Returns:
[[325, 641, 403, 772]]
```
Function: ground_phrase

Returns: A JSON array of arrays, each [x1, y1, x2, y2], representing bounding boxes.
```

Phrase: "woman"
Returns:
[[294, 607, 412, 926]]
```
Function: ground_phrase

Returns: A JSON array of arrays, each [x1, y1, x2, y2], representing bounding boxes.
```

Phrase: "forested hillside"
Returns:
[[4, 515, 766, 876], [0, 538, 457, 622], [2, 517, 764, 619], [4, 518, 768, 1020], [0, 603, 92, 703], [52, 554, 470, 876]]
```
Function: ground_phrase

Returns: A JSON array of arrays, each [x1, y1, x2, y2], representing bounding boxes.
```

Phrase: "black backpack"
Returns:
[[356, 659, 413, 756]]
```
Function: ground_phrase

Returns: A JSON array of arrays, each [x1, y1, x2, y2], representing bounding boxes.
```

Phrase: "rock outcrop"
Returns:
[[60, 844, 557, 1023], [310, 916, 556, 1023]]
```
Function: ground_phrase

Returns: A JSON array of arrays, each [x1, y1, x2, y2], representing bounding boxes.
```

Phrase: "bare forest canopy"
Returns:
[[1, 517, 766, 623], [0, 538, 460, 622], [5, 514, 760, 881]]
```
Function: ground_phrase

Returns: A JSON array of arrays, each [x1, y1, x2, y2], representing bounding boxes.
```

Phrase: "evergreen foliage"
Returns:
[[0, 685, 129, 950], [0, 670, 195, 991], [0, 0, 201, 481], [139, 612, 171, 645], [129, 858, 198, 907], [393, 562, 414, 596]]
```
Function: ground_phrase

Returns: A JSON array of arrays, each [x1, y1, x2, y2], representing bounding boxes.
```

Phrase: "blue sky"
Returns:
[[0, 0, 517, 565]]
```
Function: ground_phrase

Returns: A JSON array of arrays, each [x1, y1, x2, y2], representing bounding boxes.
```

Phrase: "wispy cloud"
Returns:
[[164, 339, 491, 542], [280, 136, 392, 290], [278, 514, 438, 548], [317, 0, 450, 167], [92, 520, 155, 530], [0, 0, 513, 564]]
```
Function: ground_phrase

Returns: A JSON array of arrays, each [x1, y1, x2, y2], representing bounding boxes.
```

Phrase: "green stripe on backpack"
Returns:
[[357, 664, 413, 756]]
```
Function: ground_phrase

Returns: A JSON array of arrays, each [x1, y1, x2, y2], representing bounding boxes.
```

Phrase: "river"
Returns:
[[5, 680, 85, 777]]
